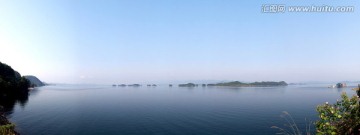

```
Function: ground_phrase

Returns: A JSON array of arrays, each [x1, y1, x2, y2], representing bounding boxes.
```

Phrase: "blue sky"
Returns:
[[0, 0, 359, 84]]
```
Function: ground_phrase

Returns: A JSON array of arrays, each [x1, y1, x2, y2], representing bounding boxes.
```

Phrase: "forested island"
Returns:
[[178, 83, 197, 87], [208, 81, 288, 87], [179, 81, 288, 87]]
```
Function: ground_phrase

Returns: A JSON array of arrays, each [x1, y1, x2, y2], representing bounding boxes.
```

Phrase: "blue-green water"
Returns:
[[5, 84, 359, 135]]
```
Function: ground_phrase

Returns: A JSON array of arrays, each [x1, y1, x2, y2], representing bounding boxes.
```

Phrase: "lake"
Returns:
[[4, 83, 359, 135]]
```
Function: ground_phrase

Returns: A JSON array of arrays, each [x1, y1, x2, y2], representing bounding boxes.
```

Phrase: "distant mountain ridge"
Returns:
[[24, 75, 45, 87]]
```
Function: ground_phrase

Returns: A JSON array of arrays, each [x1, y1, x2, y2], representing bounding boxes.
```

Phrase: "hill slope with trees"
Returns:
[[0, 61, 31, 135], [0, 62, 30, 96]]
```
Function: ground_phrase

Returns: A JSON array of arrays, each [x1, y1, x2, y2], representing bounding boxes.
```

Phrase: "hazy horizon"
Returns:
[[1, 0, 359, 84]]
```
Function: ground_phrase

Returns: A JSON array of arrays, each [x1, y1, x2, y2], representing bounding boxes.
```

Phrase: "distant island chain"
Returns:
[[112, 81, 288, 87]]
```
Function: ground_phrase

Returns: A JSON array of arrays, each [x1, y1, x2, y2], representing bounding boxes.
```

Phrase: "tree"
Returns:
[[316, 92, 360, 134], [0, 62, 30, 96]]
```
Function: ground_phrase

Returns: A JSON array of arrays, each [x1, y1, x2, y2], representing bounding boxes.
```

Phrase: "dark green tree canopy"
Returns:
[[0, 61, 30, 95]]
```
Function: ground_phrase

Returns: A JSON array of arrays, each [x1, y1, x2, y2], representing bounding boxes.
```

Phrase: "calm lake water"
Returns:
[[5, 84, 359, 135]]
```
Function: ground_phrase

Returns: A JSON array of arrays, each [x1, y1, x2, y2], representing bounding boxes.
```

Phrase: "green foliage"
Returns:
[[0, 61, 30, 95], [0, 124, 16, 135], [316, 92, 360, 135], [18, 77, 30, 91], [0, 113, 17, 135]]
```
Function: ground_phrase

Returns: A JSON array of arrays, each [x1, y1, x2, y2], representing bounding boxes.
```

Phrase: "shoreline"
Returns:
[[0, 112, 19, 135]]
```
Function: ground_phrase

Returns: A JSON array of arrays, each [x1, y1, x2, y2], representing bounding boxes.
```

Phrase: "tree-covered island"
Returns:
[[178, 83, 197, 87], [178, 81, 288, 87], [207, 81, 288, 87]]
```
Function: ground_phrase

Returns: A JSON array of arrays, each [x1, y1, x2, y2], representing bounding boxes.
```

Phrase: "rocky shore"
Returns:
[[0, 112, 18, 135]]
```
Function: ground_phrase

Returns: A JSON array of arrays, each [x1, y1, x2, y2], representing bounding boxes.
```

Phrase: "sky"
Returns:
[[0, 0, 359, 84]]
